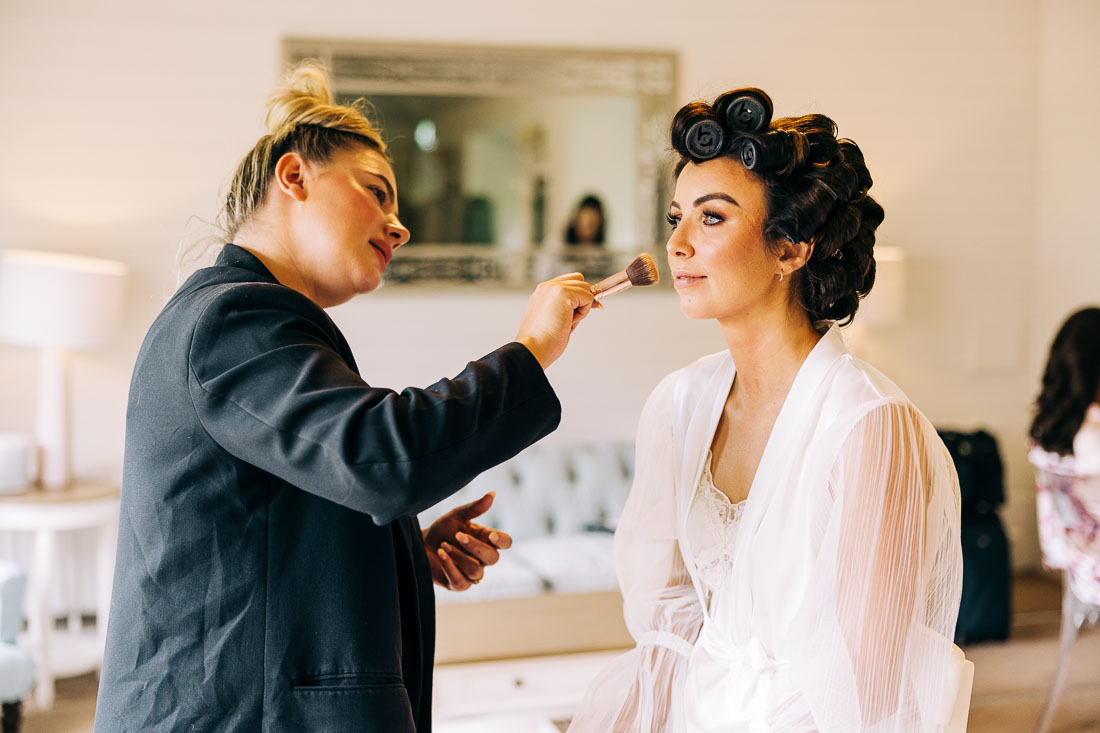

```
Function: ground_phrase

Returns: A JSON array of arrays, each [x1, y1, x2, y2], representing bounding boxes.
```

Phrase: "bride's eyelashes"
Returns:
[[666, 210, 725, 231], [701, 210, 724, 226]]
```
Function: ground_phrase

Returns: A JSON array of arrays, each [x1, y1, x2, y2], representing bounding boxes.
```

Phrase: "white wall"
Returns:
[[0, 0, 1094, 569], [1030, 1, 1100, 387]]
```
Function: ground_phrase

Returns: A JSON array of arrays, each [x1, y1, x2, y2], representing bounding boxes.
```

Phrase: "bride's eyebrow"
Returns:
[[693, 193, 739, 208]]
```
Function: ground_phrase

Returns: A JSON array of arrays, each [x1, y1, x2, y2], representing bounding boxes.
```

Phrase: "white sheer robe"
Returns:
[[569, 327, 963, 732]]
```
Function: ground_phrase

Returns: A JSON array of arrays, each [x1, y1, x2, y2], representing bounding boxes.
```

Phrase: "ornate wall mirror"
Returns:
[[284, 39, 678, 287]]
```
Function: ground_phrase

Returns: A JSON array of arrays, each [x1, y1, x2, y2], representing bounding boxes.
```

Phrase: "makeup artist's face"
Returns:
[[666, 158, 777, 322], [290, 145, 410, 307]]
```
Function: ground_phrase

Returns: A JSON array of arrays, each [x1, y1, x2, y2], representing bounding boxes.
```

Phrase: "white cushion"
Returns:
[[511, 532, 618, 594], [419, 443, 634, 541]]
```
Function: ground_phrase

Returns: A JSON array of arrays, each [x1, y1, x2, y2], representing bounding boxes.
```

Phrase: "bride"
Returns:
[[568, 89, 964, 732]]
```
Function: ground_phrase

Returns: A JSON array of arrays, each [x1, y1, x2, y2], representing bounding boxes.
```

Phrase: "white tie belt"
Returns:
[[697, 624, 790, 733]]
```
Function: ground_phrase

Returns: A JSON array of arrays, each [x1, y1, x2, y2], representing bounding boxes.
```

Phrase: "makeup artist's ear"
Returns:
[[775, 239, 813, 277], [273, 152, 309, 202]]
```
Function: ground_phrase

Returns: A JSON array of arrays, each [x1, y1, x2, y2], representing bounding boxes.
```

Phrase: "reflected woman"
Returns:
[[569, 89, 964, 732], [565, 194, 607, 246]]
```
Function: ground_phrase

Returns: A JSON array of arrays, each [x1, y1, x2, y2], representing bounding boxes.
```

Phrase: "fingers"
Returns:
[[435, 547, 469, 590], [453, 530, 501, 565], [545, 271, 586, 283], [572, 301, 594, 330], [562, 283, 596, 307], [538, 274, 595, 306], [451, 491, 495, 522], [466, 523, 513, 551], [436, 545, 483, 590], [442, 541, 484, 579], [515, 276, 596, 369]]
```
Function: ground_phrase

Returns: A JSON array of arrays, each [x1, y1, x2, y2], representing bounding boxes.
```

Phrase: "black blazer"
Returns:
[[94, 245, 561, 732]]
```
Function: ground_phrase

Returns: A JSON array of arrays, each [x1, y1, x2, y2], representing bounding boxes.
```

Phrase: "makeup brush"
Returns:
[[591, 253, 660, 302]]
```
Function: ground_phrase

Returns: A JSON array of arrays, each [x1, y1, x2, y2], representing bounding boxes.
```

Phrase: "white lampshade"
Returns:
[[0, 248, 127, 491], [860, 246, 906, 326], [0, 249, 127, 349]]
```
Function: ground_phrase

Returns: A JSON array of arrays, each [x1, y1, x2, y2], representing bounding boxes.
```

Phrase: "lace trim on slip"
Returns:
[[688, 451, 747, 608]]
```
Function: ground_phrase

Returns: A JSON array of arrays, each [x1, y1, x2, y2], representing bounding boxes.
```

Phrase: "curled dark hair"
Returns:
[[670, 88, 885, 325], [1029, 307, 1100, 455]]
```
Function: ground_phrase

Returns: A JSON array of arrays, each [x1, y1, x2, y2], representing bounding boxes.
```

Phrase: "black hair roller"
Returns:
[[739, 131, 796, 172], [683, 118, 726, 161], [716, 88, 773, 134]]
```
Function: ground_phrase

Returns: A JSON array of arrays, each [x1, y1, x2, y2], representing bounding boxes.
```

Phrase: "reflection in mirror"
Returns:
[[285, 40, 678, 287]]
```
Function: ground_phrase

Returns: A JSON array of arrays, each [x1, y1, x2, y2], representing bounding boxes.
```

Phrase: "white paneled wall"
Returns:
[[0, 0, 1097, 573]]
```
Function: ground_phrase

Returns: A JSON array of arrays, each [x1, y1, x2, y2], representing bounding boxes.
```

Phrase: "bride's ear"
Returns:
[[776, 239, 813, 276]]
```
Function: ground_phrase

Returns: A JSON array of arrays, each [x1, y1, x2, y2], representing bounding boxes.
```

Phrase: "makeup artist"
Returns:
[[94, 60, 594, 733]]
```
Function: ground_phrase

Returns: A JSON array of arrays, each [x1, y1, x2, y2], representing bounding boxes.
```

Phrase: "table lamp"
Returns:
[[0, 249, 127, 491], [860, 246, 906, 326]]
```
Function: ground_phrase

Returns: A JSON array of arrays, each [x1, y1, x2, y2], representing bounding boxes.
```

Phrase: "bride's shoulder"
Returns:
[[661, 349, 731, 395], [671, 349, 731, 384], [824, 352, 914, 418], [819, 356, 941, 445], [640, 350, 731, 418]]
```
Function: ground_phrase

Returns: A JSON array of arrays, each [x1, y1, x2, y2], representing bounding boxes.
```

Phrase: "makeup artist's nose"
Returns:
[[386, 217, 411, 249]]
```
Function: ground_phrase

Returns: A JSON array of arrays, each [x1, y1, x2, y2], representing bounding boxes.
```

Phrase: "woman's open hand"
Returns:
[[423, 492, 513, 591]]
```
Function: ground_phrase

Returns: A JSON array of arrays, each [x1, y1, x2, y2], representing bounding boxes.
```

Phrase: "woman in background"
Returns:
[[95, 61, 594, 732], [570, 89, 963, 732], [1029, 307, 1100, 473], [1027, 307, 1100, 634], [564, 194, 607, 245]]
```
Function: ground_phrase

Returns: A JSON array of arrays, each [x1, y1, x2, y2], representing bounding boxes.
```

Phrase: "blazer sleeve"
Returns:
[[185, 283, 561, 524]]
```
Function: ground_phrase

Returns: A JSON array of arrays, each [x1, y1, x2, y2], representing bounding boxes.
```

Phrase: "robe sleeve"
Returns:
[[790, 400, 963, 732], [569, 374, 704, 732]]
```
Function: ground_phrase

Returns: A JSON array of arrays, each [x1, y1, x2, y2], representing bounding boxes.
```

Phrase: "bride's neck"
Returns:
[[719, 316, 822, 410]]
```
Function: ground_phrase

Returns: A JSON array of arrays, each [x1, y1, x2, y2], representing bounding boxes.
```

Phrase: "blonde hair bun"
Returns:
[[266, 61, 334, 137], [219, 59, 386, 239], [264, 60, 382, 147]]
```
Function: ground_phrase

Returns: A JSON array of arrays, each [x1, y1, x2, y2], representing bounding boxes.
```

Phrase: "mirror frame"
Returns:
[[283, 38, 678, 288]]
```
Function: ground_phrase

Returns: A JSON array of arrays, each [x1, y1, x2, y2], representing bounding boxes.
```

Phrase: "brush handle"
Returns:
[[593, 279, 632, 302], [591, 270, 631, 302]]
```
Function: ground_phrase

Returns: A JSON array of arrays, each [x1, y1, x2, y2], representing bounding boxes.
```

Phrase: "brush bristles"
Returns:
[[625, 253, 660, 287]]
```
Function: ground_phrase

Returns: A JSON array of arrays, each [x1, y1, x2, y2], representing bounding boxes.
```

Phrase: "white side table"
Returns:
[[0, 483, 120, 710]]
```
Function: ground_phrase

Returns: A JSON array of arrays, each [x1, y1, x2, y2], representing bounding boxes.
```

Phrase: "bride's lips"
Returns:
[[673, 271, 706, 289], [369, 240, 391, 267]]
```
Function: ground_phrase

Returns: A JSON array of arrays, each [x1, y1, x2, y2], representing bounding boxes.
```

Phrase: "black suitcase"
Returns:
[[937, 429, 1013, 643], [956, 509, 1013, 642]]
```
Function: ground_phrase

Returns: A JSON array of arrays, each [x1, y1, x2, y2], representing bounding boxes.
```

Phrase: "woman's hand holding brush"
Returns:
[[515, 272, 596, 370]]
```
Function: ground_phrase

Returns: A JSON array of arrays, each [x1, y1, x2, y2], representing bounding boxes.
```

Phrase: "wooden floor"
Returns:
[[18, 572, 1100, 732]]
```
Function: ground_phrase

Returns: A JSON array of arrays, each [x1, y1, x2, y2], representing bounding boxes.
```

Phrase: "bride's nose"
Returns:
[[666, 225, 693, 259]]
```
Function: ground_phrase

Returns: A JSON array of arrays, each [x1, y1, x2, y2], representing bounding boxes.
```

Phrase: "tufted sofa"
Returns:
[[424, 442, 637, 721], [419, 442, 635, 604]]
